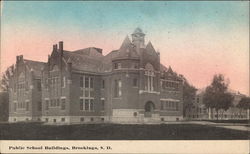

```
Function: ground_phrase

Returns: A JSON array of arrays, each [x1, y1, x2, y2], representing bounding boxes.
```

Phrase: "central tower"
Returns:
[[131, 27, 145, 50]]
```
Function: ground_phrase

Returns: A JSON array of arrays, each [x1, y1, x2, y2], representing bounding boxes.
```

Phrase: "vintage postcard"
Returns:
[[0, 1, 249, 154]]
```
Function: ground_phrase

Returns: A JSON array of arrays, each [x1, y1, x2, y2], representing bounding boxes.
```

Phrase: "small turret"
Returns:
[[131, 27, 145, 49]]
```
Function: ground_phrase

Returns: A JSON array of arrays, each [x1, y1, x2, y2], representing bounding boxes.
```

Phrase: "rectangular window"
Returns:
[[160, 101, 164, 110], [114, 63, 118, 69], [90, 99, 94, 111], [61, 118, 65, 122], [37, 80, 41, 91], [57, 98, 60, 106], [80, 99, 84, 110], [101, 100, 105, 111], [80, 76, 84, 88], [61, 98, 66, 110], [85, 90, 89, 97], [26, 101, 30, 111], [45, 100, 49, 110], [90, 91, 94, 98], [14, 103, 16, 112], [118, 80, 122, 96], [134, 63, 138, 69], [85, 77, 89, 88], [118, 63, 122, 69], [114, 80, 118, 97], [176, 102, 179, 111], [37, 101, 42, 111], [90, 77, 93, 88], [102, 80, 105, 89], [50, 99, 53, 107], [114, 79, 122, 97], [85, 99, 89, 111], [133, 78, 138, 87], [62, 77, 66, 88]]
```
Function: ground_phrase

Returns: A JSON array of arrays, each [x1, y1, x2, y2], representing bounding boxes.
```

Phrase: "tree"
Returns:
[[237, 97, 250, 119], [0, 64, 14, 91], [181, 75, 197, 117], [0, 92, 9, 121], [0, 65, 14, 121], [203, 74, 233, 120]]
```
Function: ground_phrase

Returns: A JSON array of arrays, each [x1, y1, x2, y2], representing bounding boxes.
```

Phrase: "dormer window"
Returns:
[[114, 63, 122, 70]]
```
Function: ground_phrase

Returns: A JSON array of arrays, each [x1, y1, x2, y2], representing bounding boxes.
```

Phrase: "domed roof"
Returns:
[[133, 27, 144, 35]]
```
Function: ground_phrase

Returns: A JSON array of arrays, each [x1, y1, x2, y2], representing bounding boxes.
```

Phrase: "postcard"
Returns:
[[0, 1, 249, 154]]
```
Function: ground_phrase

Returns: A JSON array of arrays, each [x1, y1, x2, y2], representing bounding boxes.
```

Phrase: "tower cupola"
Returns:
[[131, 27, 145, 49]]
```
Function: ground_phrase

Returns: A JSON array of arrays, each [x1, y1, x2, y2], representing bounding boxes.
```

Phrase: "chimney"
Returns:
[[59, 41, 63, 51], [19, 55, 23, 61], [53, 44, 57, 51], [16, 56, 19, 63]]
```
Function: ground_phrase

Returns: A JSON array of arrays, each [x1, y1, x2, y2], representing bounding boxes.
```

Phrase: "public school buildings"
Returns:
[[8, 28, 184, 124]]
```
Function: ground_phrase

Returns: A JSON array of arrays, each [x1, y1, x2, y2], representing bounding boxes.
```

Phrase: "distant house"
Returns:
[[186, 88, 248, 120], [8, 55, 45, 122], [9, 28, 184, 124]]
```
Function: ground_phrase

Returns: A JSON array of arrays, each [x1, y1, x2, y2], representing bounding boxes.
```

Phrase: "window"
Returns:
[[90, 99, 94, 111], [133, 78, 138, 87], [85, 99, 89, 110], [56, 98, 60, 106], [61, 98, 66, 110], [197, 97, 199, 103], [14, 84, 17, 93], [85, 77, 89, 88], [37, 80, 41, 91], [133, 63, 138, 69], [133, 112, 137, 117], [53, 119, 56, 123], [61, 118, 65, 122], [45, 118, 48, 122], [37, 101, 42, 111], [13, 103, 17, 112], [80, 77, 84, 88], [80, 117, 84, 122], [101, 100, 105, 111], [118, 63, 122, 69], [102, 80, 105, 89], [80, 75, 94, 111], [90, 77, 94, 88], [114, 63, 121, 69], [49, 76, 59, 96], [145, 63, 154, 91], [160, 101, 164, 110], [114, 79, 122, 97], [45, 100, 49, 110], [80, 99, 84, 110], [80, 99, 94, 111], [62, 77, 66, 88], [90, 117, 94, 122], [161, 100, 179, 111]]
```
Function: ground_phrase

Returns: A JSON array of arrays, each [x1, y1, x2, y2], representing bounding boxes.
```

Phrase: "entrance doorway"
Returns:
[[144, 101, 155, 117]]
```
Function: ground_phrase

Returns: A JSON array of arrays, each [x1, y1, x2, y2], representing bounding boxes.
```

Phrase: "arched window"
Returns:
[[145, 63, 154, 91]]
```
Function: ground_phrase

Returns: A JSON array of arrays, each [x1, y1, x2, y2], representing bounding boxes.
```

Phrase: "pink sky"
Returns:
[[1, 2, 249, 95]]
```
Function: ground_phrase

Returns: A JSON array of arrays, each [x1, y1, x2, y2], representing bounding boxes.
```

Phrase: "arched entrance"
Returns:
[[144, 101, 155, 117]]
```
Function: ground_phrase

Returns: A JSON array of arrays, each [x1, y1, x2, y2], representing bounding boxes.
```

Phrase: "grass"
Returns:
[[0, 122, 249, 140]]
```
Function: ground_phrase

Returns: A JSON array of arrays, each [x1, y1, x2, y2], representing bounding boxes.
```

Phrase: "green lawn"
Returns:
[[0, 122, 248, 140]]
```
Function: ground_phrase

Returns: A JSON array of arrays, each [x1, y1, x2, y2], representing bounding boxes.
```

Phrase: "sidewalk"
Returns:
[[189, 121, 250, 132]]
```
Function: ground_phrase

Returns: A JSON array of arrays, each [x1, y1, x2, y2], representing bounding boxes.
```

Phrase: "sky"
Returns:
[[1, 1, 249, 95]]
